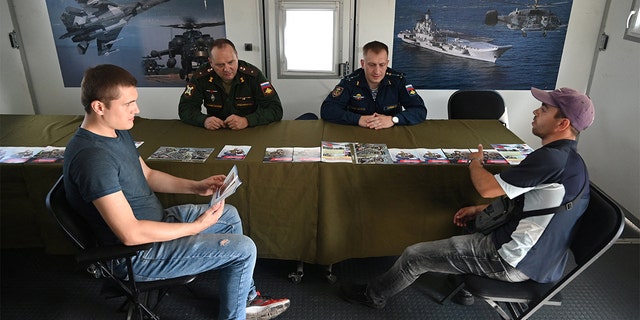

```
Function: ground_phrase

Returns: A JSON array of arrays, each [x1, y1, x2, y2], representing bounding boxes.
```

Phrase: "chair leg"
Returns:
[[288, 261, 304, 283], [439, 274, 466, 304], [484, 299, 514, 320]]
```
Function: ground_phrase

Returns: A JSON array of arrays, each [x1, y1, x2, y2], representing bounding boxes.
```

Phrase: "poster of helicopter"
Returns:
[[45, 0, 226, 87], [392, 0, 573, 90]]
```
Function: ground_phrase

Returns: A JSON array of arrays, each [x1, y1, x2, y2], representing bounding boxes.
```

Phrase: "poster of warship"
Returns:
[[397, 10, 512, 63], [392, 0, 573, 90]]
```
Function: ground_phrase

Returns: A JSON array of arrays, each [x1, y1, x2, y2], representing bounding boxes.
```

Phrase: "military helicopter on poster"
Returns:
[[484, 0, 569, 37], [58, 0, 171, 55], [147, 18, 225, 81]]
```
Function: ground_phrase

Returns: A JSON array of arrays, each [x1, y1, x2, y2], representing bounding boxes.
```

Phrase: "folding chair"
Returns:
[[441, 182, 625, 319], [46, 176, 197, 320], [448, 90, 509, 127]]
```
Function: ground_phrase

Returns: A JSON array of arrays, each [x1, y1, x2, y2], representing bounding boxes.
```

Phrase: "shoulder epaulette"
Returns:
[[343, 69, 364, 82], [385, 68, 405, 79], [192, 65, 214, 79], [238, 62, 259, 77]]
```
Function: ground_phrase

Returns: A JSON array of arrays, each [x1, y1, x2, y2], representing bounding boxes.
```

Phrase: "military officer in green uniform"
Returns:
[[178, 39, 283, 130]]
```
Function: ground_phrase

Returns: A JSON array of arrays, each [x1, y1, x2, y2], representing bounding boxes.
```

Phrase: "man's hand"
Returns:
[[469, 144, 484, 163], [193, 175, 226, 196], [224, 115, 249, 130], [453, 204, 488, 227], [194, 199, 225, 232], [204, 116, 226, 130], [359, 113, 394, 130]]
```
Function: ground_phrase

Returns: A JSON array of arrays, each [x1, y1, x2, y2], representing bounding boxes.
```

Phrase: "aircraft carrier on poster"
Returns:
[[397, 10, 512, 63]]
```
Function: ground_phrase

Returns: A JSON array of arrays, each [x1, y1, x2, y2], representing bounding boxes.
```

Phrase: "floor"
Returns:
[[1, 240, 638, 320]]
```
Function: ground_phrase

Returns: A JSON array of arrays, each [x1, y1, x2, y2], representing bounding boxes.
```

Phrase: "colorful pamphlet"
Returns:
[[421, 148, 450, 164], [388, 148, 424, 164], [469, 148, 509, 165], [491, 144, 534, 165], [321, 141, 354, 163], [263, 147, 294, 162], [353, 143, 393, 164], [293, 147, 321, 162], [0, 147, 44, 163], [491, 143, 534, 154], [27, 146, 65, 163], [217, 145, 251, 160], [147, 146, 214, 163], [442, 148, 472, 164]]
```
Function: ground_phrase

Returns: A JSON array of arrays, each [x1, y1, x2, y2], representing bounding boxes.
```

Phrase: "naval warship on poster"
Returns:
[[397, 9, 512, 63]]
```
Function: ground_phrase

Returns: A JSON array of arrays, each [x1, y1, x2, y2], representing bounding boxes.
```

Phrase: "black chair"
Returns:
[[46, 176, 197, 320], [441, 182, 625, 319], [448, 90, 509, 127]]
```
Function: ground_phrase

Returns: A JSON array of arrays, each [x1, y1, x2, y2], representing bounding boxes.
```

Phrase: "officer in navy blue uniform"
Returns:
[[321, 41, 427, 129]]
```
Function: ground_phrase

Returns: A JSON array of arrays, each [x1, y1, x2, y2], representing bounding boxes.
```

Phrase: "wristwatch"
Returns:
[[392, 116, 399, 124]]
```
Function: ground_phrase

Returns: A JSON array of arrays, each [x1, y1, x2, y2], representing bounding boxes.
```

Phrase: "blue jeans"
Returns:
[[116, 204, 257, 320], [366, 232, 529, 307]]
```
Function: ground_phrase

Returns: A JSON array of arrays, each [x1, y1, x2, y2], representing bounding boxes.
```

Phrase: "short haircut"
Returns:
[[363, 41, 388, 56], [80, 64, 137, 113], [209, 38, 238, 57], [553, 104, 580, 137]]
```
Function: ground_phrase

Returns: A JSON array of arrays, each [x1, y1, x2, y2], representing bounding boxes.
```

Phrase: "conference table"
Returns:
[[0, 115, 524, 265]]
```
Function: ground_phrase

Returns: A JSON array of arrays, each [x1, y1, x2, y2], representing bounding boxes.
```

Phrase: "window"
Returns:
[[277, 1, 345, 78]]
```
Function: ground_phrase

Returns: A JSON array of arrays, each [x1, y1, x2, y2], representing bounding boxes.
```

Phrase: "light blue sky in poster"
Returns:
[[46, 0, 226, 87], [392, 0, 572, 90]]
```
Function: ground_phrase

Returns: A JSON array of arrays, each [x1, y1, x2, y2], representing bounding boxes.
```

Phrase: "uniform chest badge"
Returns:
[[261, 82, 275, 96], [206, 89, 217, 102], [352, 93, 365, 101], [183, 84, 196, 97], [405, 84, 417, 95], [331, 86, 344, 98]]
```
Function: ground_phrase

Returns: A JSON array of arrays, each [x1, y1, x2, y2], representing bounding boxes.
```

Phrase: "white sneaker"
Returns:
[[246, 292, 290, 320]]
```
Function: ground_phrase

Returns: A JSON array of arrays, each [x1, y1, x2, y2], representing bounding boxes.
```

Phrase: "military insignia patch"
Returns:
[[261, 82, 275, 96], [331, 86, 344, 98], [183, 84, 196, 97], [206, 89, 216, 102], [353, 93, 365, 101], [405, 84, 417, 95]]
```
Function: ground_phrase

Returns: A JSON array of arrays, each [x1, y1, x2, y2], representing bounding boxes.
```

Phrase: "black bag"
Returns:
[[468, 180, 587, 235], [470, 196, 518, 235]]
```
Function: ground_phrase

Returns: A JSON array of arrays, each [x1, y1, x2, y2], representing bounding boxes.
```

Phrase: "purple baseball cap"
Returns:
[[531, 87, 595, 132]]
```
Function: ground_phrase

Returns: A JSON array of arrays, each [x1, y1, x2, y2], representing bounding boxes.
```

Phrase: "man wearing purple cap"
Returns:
[[340, 87, 595, 308]]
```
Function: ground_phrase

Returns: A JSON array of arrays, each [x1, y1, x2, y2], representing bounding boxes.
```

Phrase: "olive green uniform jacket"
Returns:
[[178, 60, 283, 128]]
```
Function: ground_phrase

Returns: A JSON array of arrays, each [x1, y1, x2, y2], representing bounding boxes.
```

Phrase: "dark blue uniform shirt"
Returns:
[[320, 68, 427, 125]]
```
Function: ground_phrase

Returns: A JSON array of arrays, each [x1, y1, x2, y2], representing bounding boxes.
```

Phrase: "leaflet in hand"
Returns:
[[210, 165, 242, 206]]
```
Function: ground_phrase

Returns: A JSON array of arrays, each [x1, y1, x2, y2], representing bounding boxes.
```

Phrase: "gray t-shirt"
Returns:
[[63, 128, 164, 245]]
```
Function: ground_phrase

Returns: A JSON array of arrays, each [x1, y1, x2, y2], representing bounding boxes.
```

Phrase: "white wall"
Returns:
[[581, 0, 640, 217], [5, 0, 638, 218], [0, 0, 34, 114]]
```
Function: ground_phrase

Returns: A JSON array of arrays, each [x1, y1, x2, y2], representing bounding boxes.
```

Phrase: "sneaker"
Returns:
[[246, 292, 290, 320], [453, 288, 475, 306], [339, 282, 385, 309]]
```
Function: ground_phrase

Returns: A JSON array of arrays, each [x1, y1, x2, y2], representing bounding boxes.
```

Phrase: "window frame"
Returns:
[[276, 0, 344, 79]]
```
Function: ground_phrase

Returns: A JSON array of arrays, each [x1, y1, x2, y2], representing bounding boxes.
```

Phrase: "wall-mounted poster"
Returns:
[[46, 0, 226, 87], [393, 0, 572, 90]]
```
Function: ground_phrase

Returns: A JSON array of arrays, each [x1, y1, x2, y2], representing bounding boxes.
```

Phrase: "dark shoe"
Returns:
[[246, 291, 290, 320], [339, 282, 385, 309], [453, 288, 475, 306]]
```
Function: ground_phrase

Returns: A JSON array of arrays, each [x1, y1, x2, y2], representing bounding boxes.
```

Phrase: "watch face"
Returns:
[[393, 116, 399, 124]]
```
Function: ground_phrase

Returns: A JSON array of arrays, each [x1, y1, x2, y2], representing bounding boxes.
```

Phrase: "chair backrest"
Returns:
[[45, 176, 98, 251], [448, 90, 508, 127], [458, 182, 625, 320], [570, 183, 625, 267]]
